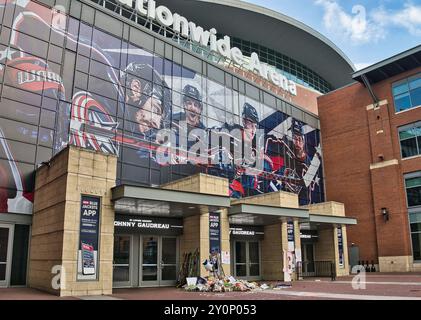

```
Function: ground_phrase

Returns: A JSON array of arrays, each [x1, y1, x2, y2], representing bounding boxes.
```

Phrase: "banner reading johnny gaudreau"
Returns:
[[0, 0, 324, 213]]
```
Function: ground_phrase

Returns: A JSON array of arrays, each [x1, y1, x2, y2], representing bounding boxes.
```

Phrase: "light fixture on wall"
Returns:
[[381, 208, 389, 222]]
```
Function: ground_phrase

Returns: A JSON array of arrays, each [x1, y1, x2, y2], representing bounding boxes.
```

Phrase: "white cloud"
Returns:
[[315, 0, 385, 44], [315, 0, 421, 45], [372, 3, 421, 36]]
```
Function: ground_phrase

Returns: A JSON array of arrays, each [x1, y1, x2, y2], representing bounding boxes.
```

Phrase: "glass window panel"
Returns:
[[207, 79, 225, 110], [249, 242, 260, 264], [113, 236, 130, 264], [10, 224, 30, 286], [400, 127, 418, 140], [406, 177, 421, 188], [407, 186, 421, 207], [78, 23, 93, 57], [40, 109, 56, 129], [48, 45, 64, 64], [418, 136, 421, 154], [35, 146, 53, 165], [401, 138, 418, 158], [394, 93, 412, 112], [38, 127, 54, 148], [0, 98, 40, 125], [0, 139, 36, 163], [411, 223, 421, 233], [92, 29, 121, 69], [142, 236, 158, 265], [0, 228, 9, 262], [409, 212, 421, 224], [0, 117, 39, 144], [410, 87, 421, 107], [235, 241, 246, 264], [235, 264, 247, 277], [409, 76, 421, 90], [411, 233, 421, 261], [0, 264, 6, 281], [162, 238, 177, 265], [249, 264, 260, 277], [113, 266, 130, 282], [142, 266, 157, 281], [162, 266, 177, 281]]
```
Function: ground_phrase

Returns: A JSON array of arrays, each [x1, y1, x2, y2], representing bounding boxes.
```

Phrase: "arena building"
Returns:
[[0, 0, 356, 296]]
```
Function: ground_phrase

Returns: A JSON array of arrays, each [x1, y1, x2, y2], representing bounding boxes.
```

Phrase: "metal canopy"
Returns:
[[353, 45, 421, 85], [309, 214, 357, 226], [112, 185, 231, 217], [228, 203, 309, 226]]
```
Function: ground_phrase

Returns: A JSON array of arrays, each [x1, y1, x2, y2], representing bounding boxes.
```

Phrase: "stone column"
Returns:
[[29, 146, 117, 297], [161, 174, 229, 278]]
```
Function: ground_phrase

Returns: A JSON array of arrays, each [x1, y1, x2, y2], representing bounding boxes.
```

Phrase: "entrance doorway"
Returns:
[[301, 243, 315, 276], [113, 234, 179, 288], [0, 224, 13, 287], [140, 236, 178, 287], [233, 241, 261, 280]]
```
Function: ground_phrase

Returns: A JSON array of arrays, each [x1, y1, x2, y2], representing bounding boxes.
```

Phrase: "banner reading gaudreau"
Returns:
[[77, 195, 100, 280]]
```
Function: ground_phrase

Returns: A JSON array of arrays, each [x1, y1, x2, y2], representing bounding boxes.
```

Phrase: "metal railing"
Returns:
[[296, 261, 336, 281]]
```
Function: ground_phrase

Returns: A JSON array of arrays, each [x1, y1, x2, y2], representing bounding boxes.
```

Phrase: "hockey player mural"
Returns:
[[0, 0, 324, 215]]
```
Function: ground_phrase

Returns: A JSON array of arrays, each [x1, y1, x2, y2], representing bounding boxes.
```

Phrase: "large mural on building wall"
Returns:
[[0, 0, 324, 214]]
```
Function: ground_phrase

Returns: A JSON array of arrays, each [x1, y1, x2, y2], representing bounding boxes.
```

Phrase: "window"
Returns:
[[405, 174, 421, 261], [393, 73, 421, 112], [406, 176, 421, 208], [399, 122, 421, 158]]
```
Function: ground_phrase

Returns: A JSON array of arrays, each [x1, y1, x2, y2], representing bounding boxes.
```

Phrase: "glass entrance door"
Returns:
[[234, 241, 261, 280], [302, 243, 315, 276], [113, 235, 132, 287], [0, 225, 13, 287], [140, 236, 178, 287]]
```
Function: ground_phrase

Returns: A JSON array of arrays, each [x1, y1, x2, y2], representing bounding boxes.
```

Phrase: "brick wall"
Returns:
[[318, 66, 421, 266]]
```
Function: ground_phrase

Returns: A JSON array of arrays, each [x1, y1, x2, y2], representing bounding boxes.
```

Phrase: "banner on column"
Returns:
[[77, 195, 100, 280], [287, 220, 295, 252], [209, 212, 221, 255], [337, 227, 344, 268]]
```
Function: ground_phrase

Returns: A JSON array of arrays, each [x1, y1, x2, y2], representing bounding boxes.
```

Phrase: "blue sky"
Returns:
[[243, 0, 421, 70]]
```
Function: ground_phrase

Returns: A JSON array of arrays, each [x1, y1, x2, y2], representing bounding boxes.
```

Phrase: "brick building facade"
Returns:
[[318, 46, 421, 272]]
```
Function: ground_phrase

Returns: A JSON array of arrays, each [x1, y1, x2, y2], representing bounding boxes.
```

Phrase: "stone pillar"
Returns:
[[314, 228, 335, 262], [29, 146, 117, 296], [261, 223, 283, 280], [231, 191, 301, 281], [161, 174, 229, 277]]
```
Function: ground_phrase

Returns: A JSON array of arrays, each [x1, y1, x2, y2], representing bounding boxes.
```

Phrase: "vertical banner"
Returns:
[[337, 226, 344, 268], [209, 212, 221, 255], [77, 195, 100, 280], [287, 220, 295, 252]]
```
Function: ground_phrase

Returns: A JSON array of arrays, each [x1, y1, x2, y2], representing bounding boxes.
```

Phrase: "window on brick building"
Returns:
[[406, 176, 421, 208], [410, 212, 421, 261], [406, 173, 421, 261], [393, 73, 421, 112], [399, 122, 421, 159]]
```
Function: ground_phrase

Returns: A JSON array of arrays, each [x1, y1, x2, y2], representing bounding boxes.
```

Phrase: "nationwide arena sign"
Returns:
[[116, 0, 298, 96]]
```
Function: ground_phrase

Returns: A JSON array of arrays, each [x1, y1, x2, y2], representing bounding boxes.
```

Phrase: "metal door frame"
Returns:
[[159, 236, 179, 287], [302, 242, 316, 277], [0, 224, 14, 288], [112, 234, 134, 288], [233, 240, 262, 281], [139, 235, 179, 287]]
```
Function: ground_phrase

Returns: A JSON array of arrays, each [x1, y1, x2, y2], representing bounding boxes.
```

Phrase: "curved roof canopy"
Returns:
[[157, 0, 355, 90]]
